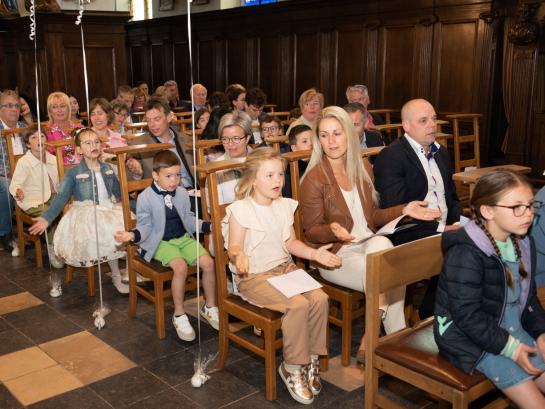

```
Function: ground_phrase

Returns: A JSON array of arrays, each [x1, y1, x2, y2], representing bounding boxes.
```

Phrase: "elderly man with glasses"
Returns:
[[0, 89, 28, 254]]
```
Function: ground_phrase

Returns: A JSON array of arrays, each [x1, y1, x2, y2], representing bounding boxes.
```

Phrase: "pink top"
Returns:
[[45, 122, 83, 165], [100, 129, 128, 161]]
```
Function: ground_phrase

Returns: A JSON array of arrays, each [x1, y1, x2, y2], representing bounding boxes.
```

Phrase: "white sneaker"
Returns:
[[120, 269, 150, 284], [200, 305, 219, 330], [11, 240, 19, 257], [173, 314, 196, 341], [112, 277, 129, 294]]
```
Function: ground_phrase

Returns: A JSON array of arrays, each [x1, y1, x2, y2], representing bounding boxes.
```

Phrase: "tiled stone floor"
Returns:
[[0, 248, 509, 408]]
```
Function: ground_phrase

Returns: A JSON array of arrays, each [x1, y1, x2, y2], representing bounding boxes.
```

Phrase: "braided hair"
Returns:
[[470, 170, 531, 288]]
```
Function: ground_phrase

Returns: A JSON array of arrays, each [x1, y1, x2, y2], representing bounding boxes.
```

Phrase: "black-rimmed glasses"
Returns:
[[493, 201, 543, 217]]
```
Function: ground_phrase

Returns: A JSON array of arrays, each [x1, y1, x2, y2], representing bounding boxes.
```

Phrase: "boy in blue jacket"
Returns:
[[116, 150, 217, 341]]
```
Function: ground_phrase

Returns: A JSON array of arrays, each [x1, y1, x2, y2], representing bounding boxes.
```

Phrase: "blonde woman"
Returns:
[[44, 92, 82, 165], [299, 106, 440, 357]]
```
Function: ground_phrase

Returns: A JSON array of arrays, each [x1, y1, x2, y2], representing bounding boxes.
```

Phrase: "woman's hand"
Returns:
[[330, 222, 354, 242], [403, 201, 442, 222], [514, 343, 543, 376], [312, 244, 342, 268], [29, 217, 49, 235]]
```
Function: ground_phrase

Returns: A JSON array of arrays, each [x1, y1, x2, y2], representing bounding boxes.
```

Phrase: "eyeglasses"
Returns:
[[114, 111, 129, 118], [247, 105, 263, 114], [261, 126, 279, 132], [493, 201, 543, 217], [220, 136, 246, 145], [0, 103, 21, 109]]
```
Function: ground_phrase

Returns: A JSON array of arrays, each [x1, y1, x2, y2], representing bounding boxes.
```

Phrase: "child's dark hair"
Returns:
[[470, 169, 532, 287], [259, 115, 281, 130], [72, 127, 97, 146], [23, 123, 42, 145], [153, 150, 180, 172], [288, 124, 312, 146]]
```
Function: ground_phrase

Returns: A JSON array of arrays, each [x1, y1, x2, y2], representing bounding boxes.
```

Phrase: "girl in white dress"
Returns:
[[29, 128, 128, 294]]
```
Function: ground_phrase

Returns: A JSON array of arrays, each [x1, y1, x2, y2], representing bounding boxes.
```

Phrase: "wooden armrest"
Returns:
[[174, 118, 193, 125], [361, 146, 384, 157], [282, 150, 311, 162], [103, 143, 174, 155], [45, 139, 74, 148], [0, 127, 27, 136], [196, 157, 246, 174], [264, 135, 288, 144], [445, 113, 482, 119], [368, 109, 397, 114], [186, 139, 222, 149], [375, 123, 403, 131]]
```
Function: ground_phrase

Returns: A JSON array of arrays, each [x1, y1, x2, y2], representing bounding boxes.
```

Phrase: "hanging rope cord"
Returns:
[[75, 0, 106, 316], [186, 0, 204, 351], [28, 1, 52, 267]]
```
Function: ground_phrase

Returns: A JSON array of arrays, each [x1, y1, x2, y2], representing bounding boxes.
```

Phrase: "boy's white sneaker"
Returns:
[[173, 314, 196, 341], [200, 305, 219, 330]]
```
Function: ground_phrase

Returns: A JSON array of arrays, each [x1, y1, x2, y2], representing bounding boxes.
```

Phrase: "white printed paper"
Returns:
[[267, 269, 323, 298]]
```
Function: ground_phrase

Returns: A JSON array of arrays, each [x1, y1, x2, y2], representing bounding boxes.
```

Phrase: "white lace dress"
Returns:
[[53, 171, 125, 267]]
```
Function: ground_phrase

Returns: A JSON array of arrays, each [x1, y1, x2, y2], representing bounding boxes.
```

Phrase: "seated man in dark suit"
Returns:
[[374, 98, 462, 318], [344, 102, 384, 149], [129, 97, 196, 190]]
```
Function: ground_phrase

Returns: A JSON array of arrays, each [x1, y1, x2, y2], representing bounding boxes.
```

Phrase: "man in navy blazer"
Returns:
[[344, 102, 384, 149], [374, 98, 462, 318]]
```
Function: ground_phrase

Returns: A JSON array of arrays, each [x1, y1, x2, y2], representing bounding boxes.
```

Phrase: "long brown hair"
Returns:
[[470, 169, 532, 287]]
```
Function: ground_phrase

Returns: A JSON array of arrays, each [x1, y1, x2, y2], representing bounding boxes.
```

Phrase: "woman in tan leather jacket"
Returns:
[[299, 106, 440, 357]]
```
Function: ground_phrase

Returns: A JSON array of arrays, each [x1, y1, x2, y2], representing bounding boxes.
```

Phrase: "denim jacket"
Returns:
[[41, 160, 120, 224]]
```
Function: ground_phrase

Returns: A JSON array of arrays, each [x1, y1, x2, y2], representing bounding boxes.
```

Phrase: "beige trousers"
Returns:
[[236, 261, 329, 365]]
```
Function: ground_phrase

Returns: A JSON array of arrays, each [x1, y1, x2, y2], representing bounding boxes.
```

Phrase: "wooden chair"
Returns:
[[200, 157, 286, 400], [1, 127, 43, 267], [125, 122, 148, 134], [263, 104, 277, 112], [174, 118, 193, 135], [45, 139, 98, 295], [375, 123, 404, 140], [364, 235, 508, 409], [368, 108, 396, 125], [445, 114, 481, 173], [174, 111, 194, 119], [265, 135, 288, 152], [104, 143, 199, 338], [270, 111, 291, 121]]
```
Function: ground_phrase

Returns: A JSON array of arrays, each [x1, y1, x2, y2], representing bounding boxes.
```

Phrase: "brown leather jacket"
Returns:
[[300, 157, 405, 253]]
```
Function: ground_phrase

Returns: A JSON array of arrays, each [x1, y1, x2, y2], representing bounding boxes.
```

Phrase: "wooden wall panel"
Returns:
[[294, 32, 321, 100], [62, 46, 118, 109], [378, 26, 416, 110], [129, 46, 150, 87], [433, 22, 478, 113], [226, 37, 247, 87], [258, 35, 283, 107], [173, 42, 191, 98], [334, 29, 367, 105], [1, 13, 129, 118], [196, 40, 217, 98]]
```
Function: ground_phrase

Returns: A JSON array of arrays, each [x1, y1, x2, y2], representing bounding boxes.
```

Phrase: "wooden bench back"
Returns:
[[104, 143, 174, 231], [1, 128, 28, 177]]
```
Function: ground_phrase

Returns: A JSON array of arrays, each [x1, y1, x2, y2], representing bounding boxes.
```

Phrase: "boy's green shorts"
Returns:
[[153, 234, 209, 267]]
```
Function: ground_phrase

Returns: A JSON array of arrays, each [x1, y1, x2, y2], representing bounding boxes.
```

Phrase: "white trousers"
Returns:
[[318, 235, 406, 334]]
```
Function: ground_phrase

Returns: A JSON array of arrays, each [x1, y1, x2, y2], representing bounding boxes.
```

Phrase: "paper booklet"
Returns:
[[267, 269, 323, 298], [351, 214, 417, 245]]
